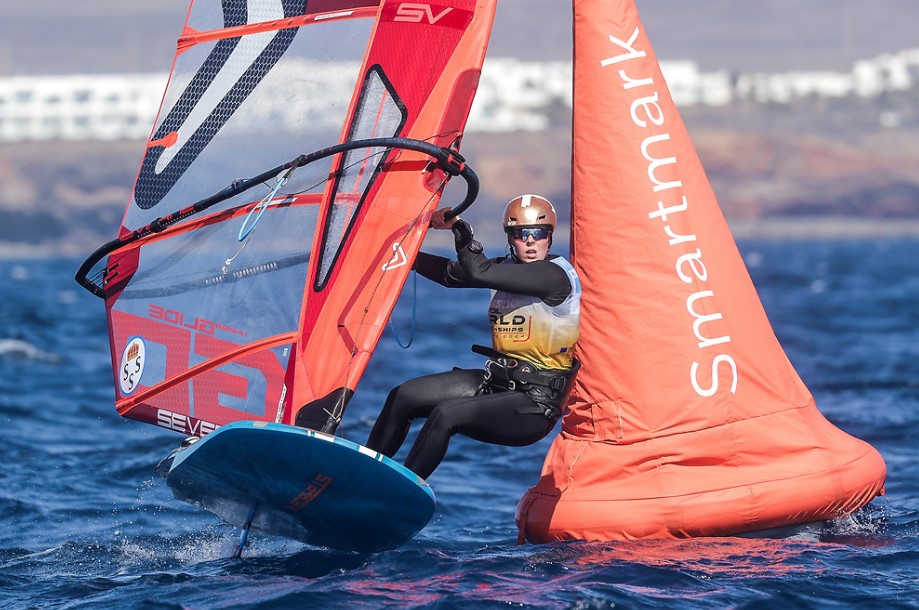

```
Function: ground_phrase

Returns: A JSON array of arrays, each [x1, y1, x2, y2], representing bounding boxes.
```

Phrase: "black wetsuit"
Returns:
[[365, 221, 576, 479]]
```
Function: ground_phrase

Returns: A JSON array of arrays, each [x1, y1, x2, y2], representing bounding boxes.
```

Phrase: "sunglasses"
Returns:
[[507, 227, 551, 242]]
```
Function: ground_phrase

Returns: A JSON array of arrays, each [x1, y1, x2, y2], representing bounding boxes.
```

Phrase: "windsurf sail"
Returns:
[[76, 0, 498, 437], [517, 0, 886, 541]]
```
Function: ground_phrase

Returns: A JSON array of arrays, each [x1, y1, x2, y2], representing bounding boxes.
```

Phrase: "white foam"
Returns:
[[0, 338, 60, 363]]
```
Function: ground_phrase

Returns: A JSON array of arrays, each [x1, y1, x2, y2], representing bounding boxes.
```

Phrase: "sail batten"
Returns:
[[178, 3, 382, 46]]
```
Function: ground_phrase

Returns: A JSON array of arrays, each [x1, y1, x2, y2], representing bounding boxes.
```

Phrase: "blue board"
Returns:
[[163, 421, 435, 552]]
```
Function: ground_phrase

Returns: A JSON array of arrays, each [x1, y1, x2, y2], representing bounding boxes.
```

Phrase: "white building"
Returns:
[[736, 47, 918, 102], [1, 48, 917, 142], [659, 61, 732, 107], [470, 58, 572, 132], [0, 74, 166, 142]]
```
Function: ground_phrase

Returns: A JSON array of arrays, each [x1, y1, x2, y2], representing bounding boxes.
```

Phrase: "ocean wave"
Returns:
[[0, 338, 60, 363]]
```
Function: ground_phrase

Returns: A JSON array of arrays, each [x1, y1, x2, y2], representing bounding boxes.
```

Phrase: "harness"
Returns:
[[471, 344, 580, 419]]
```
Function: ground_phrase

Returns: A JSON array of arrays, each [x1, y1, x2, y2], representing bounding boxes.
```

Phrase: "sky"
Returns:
[[1, 1, 918, 76]]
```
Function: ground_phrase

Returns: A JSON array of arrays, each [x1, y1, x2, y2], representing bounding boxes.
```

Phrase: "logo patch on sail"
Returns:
[[119, 337, 146, 396], [394, 3, 453, 23], [382, 242, 407, 271], [383, 2, 473, 29]]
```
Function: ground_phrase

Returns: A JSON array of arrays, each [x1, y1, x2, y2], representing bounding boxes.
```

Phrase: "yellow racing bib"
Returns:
[[489, 257, 580, 370]]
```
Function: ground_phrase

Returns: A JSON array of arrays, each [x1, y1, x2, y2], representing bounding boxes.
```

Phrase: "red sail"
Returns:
[[517, 0, 886, 541], [102, 0, 497, 436]]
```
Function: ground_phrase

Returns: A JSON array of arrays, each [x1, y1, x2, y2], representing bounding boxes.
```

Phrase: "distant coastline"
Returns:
[[3, 21, 919, 258], [2, 112, 918, 259], [3, 48, 918, 142], [8, 218, 915, 265]]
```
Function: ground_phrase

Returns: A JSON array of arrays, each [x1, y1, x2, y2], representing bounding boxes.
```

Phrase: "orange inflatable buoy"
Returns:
[[517, 0, 886, 542]]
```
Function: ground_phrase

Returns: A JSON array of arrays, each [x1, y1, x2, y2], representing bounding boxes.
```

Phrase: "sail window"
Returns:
[[314, 65, 407, 290]]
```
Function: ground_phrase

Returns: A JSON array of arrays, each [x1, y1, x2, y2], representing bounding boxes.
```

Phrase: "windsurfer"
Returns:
[[365, 195, 581, 479]]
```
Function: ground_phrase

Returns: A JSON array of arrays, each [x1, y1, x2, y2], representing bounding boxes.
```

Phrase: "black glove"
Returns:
[[451, 219, 482, 253]]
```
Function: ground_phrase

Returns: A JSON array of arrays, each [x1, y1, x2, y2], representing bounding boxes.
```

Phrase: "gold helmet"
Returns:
[[502, 194, 557, 230]]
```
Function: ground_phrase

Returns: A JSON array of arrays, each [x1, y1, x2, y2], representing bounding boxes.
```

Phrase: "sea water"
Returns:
[[1, 239, 917, 609]]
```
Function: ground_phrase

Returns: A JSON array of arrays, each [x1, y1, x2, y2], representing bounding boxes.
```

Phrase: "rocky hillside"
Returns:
[[3, 87, 919, 258]]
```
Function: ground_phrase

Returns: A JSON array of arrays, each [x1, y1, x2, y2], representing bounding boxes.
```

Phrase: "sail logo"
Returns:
[[156, 409, 218, 437], [148, 304, 249, 338], [394, 3, 453, 24], [382, 242, 407, 271], [111, 309, 288, 429], [284, 473, 334, 512], [119, 337, 146, 396], [599, 26, 738, 399]]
